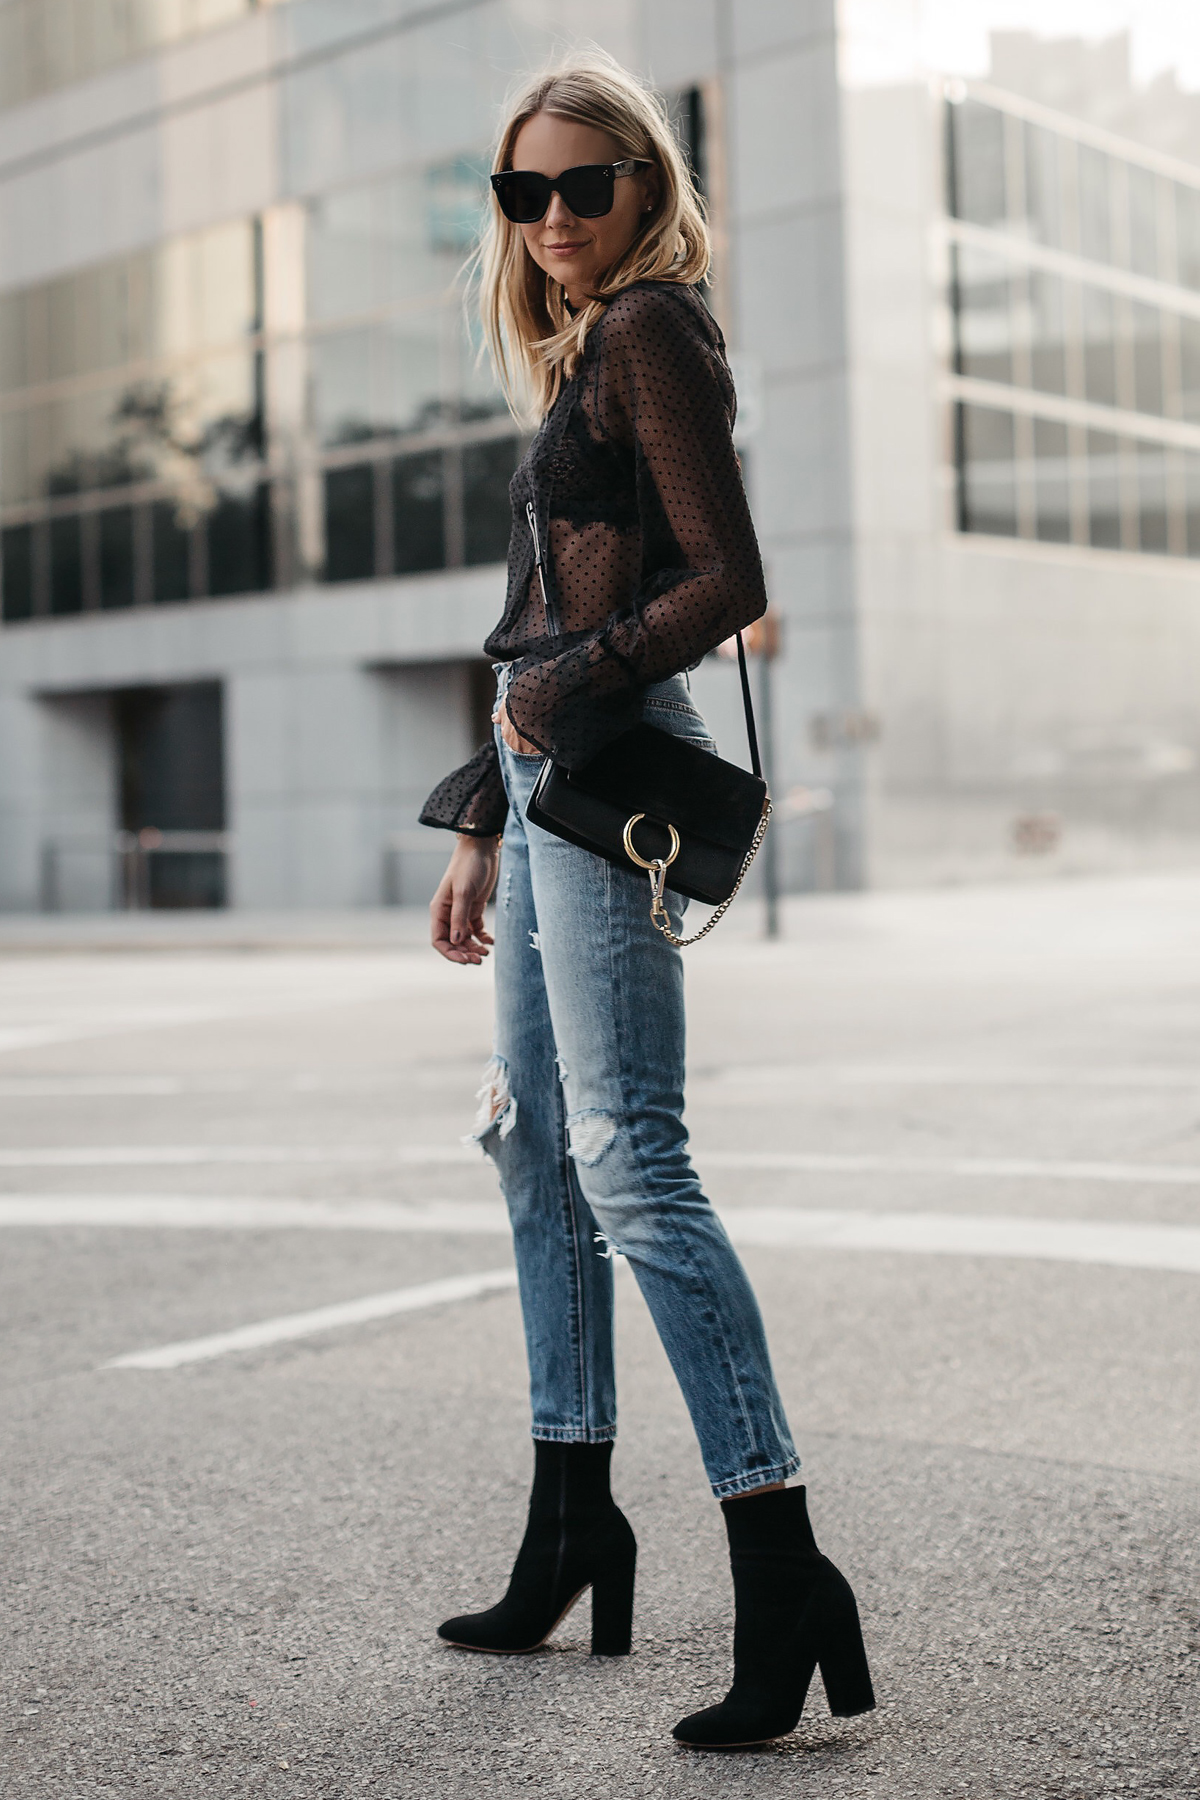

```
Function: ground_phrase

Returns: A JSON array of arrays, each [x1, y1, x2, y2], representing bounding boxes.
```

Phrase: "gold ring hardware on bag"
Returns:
[[622, 813, 680, 871], [648, 795, 773, 949]]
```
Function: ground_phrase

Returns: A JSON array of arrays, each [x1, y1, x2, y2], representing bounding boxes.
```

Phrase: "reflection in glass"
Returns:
[[49, 514, 83, 614], [1176, 186, 1200, 292], [311, 329, 375, 448], [464, 439, 519, 565], [1087, 430, 1122, 549], [8, 356, 261, 510], [207, 484, 271, 597], [311, 317, 444, 448], [45, 388, 130, 495], [377, 315, 447, 437], [1, 522, 34, 620], [1078, 147, 1111, 265], [425, 157, 489, 255], [0, 288, 28, 392], [0, 410, 28, 505], [307, 188, 376, 325], [307, 171, 468, 324], [0, 223, 256, 394], [1136, 441, 1169, 553], [393, 452, 445, 574], [949, 101, 1006, 229], [1126, 166, 1159, 280], [1131, 303, 1164, 417], [156, 223, 259, 359], [1081, 286, 1117, 407], [99, 508, 135, 609], [1184, 452, 1200, 557], [958, 403, 1017, 537], [1029, 271, 1066, 395], [1179, 316, 1200, 424], [458, 311, 508, 422], [1022, 123, 1060, 248], [1033, 417, 1070, 543], [0, 0, 253, 113], [324, 464, 377, 583], [152, 501, 192, 604], [952, 247, 1012, 384]]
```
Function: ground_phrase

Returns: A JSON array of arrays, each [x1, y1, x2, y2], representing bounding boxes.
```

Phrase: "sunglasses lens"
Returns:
[[557, 167, 614, 217], [494, 172, 549, 222]]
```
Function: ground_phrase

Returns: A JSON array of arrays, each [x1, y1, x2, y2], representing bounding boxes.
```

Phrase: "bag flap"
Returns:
[[565, 724, 766, 851]]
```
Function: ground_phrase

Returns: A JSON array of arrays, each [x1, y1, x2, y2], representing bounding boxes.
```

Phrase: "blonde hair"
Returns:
[[475, 50, 711, 421]]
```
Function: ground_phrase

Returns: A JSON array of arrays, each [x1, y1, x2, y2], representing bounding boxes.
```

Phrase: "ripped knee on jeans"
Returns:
[[566, 1109, 616, 1167], [468, 1054, 517, 1146]]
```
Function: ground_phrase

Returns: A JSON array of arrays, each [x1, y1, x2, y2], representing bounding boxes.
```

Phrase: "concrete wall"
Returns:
[[723, 0, 868, 890], [0, 566, 504, 911]]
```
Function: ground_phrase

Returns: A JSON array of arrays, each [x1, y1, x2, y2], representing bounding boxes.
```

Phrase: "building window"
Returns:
[[946, 89, 1200, 561], [1, 148, 521, 625], [1086, 431, 1122, 549], [957, 404, 1018, 538], [394, 452, 446, 575], [0, 0, 257, 113]]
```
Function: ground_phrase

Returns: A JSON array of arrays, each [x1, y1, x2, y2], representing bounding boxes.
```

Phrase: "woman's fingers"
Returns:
[[446, 881, 492, 963], [431, 876, 483, 964], [430, 841, 500, 964]]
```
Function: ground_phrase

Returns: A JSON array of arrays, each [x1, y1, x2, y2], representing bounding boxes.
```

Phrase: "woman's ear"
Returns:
[[640, 165, 661, 215]]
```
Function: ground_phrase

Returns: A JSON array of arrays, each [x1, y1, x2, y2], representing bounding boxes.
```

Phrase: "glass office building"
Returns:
[[2, 1, 1200, 908], [947, 88, 1200, 558]]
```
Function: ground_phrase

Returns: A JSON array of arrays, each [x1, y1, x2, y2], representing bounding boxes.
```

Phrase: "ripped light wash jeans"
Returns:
[[476, 668, 799, 1499]]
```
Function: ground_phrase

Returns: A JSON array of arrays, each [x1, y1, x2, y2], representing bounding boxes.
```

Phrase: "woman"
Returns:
[[420, 52, 874, 1749]]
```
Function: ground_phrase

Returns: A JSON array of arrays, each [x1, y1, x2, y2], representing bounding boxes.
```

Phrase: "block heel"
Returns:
[[589, 1546, 636, 1655], [817, 1575, 876, 1717]]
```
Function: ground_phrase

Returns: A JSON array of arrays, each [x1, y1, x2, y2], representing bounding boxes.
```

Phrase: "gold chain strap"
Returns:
[[641, 799, 772, 948]]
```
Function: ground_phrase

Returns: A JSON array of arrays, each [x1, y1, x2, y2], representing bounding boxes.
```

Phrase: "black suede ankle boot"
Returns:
[[437, 1441, 637, 1655], [673, 1485, 874, 1748]]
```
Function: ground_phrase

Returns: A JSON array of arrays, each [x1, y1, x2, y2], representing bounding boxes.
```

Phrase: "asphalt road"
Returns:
[[1, 876, 1198, 1798]]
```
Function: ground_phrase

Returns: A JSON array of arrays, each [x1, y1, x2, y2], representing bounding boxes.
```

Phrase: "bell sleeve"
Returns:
[[419, 736, 509, 837]]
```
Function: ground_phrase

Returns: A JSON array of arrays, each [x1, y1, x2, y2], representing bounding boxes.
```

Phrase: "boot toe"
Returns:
[[672, 1702, 790, 1749], [437, 1611, 498, 1649]]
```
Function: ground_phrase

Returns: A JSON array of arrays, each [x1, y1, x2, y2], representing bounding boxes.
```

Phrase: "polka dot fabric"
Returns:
[[419, 281, 767, 837]]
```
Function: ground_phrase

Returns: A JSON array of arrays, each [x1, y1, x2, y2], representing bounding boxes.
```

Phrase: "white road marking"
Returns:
[[699, 1151, 1200, 1185], [102, 1268, 518, 1370], [7, 1193, 1200, 1277], [700, 1063, 1200, 1091], [0, 1077, 186, 1098], [0, 1144, 480, 1168], [725, 1208, 1200, 1273], [5, 1064, 1198, 1101], [0, 1196, 509, 1232], [4, 1143, 1200, 1185], [0, 960, 482, 1060]]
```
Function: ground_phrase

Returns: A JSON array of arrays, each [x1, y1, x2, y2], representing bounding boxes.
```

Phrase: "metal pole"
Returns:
[[759, 647, 780, 939]]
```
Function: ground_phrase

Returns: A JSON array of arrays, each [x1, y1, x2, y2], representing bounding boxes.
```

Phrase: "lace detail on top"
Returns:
[[419, 281, 767, 837]]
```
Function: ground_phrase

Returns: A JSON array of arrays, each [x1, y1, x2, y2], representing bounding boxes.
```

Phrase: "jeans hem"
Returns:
[[531, 1425, 618, 1444], [710, 1452, 802, 1500]]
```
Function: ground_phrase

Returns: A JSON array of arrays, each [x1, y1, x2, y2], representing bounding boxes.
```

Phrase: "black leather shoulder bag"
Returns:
[[521, 502, 771, 948]]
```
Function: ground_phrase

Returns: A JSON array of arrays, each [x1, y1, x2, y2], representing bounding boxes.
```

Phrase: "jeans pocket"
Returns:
[[642, 699, 717, 755]]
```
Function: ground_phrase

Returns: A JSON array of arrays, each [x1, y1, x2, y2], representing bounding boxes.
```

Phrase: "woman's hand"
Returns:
[[430, 835, 501, 965], [493, 700, 541, 758]]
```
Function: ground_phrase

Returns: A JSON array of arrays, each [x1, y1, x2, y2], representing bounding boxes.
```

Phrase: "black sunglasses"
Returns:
[[491, 159, 653, 224]]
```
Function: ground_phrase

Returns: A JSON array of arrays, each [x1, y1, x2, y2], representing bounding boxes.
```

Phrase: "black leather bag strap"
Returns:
[[735, 629, 762, 779]]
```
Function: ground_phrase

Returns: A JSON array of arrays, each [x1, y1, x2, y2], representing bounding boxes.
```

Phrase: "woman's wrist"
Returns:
[[456, 831, 502, 850]]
